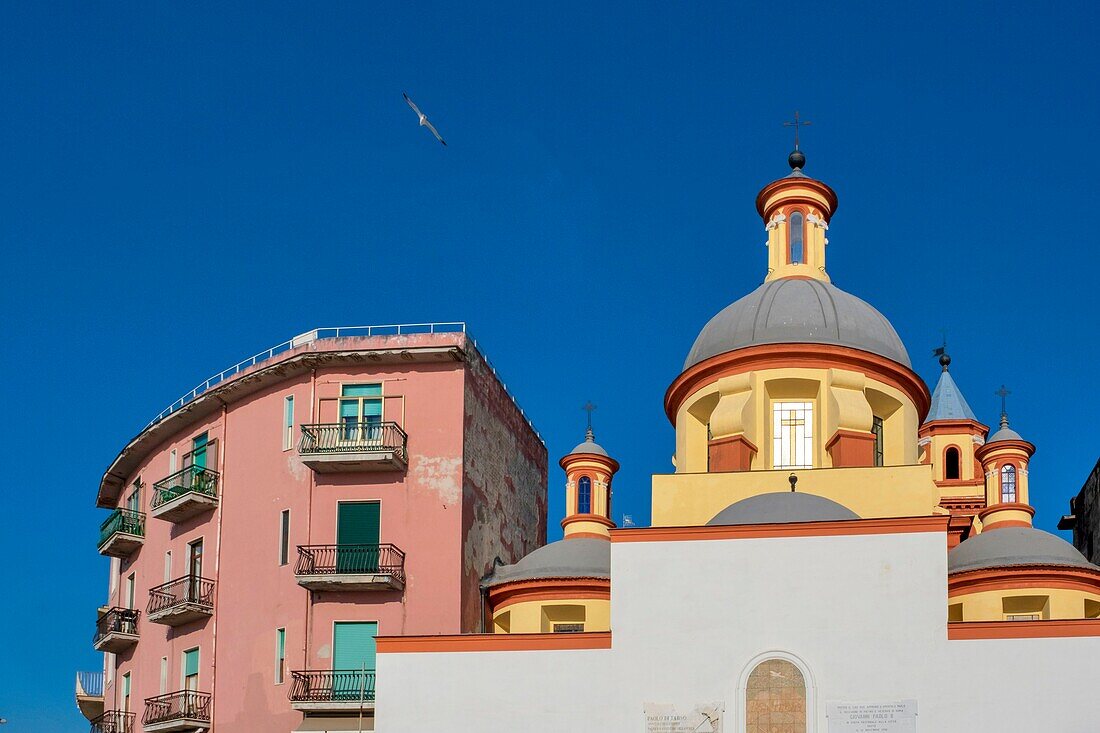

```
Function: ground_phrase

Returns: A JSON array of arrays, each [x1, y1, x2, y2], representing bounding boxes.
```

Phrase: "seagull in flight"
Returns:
[[403, 92, 446, 146]]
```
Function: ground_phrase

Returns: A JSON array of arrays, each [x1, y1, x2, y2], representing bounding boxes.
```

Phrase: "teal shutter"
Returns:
[[192, 433, 209, 469], [341, 384, 382, 398], [333, 621, 377, 700], [184, 648, 200, 676], [337, 502, 380, 572]]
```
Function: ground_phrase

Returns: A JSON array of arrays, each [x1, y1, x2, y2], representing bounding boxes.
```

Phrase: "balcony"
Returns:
[[295, 544, 406, 592], [142, 690, 211, 732], [98, 509, 145, 558], [75, 671, 104, 721], [289, 670, 375, 712], [91, 711, 135, 733], [93, 607, 140, 653], [298, 422, 408, 473], [147, 576, 215, 626], [150, 466, 220, 522]]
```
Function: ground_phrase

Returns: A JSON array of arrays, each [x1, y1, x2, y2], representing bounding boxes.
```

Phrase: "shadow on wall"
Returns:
[[227, 671, 299, 732]]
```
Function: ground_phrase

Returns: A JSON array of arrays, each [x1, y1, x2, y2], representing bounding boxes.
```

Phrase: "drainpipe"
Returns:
[[209, 401, 229, 727], [304, 369, 317, 673]]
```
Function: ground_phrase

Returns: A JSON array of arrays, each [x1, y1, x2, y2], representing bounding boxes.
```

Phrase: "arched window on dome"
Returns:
[[1000, 464, 1017, 503], [945, 447, 961, 480], [577, 476, 592, 514], [745, 658, 807, 733], [789, 211, 804, 264]]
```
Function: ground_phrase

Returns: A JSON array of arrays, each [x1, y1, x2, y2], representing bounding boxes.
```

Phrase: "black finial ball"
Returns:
[[788, 149, 806, 170], [939, 353, 951, 369]]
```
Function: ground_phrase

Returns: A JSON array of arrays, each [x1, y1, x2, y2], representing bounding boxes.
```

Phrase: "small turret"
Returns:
[[975, 387, 1036, 531], [559, 425, 619, 540]]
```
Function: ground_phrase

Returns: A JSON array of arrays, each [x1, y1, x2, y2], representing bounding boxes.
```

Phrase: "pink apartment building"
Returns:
[[77, 324, 548, 733]]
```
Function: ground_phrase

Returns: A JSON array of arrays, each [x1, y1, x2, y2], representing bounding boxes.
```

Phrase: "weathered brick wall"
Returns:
[[1072, 457, 1100, 564], [460, 344, 548, 631]]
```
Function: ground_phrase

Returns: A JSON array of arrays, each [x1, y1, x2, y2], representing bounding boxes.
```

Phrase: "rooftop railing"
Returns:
[[148, 576, 215, 616], [142, 690, 211, 727], [289, 669, 375, 704], [296, 544, 406, 581], [298, 422, 408, 458], [90, 710, 135, 733], [150, 466, 220, 509], [138, 322, 542, 442], [99, 509, 145, 547], [94, 607, 140, 645]]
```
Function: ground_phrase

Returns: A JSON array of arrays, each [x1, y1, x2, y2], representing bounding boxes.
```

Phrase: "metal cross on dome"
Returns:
[[582, 401, 597, 430], [996, 385, 1011, 416], [783, 110, 812, 150]]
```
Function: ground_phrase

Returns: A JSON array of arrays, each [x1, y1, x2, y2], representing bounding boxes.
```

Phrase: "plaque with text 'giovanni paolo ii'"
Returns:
[[826, 700, 917, 733], [643, 702, 724, 733]]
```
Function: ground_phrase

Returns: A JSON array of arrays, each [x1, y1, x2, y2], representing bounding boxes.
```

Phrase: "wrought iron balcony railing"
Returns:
[[148, 576, 215, 617], [94, 607, 140, 646], [142, 690, 211, 727], [289, 669, 376, 704], [151, 466, 220, 509], [99, 508, 145, 547], [296, 544, 406, 581], [298, 421, 408, 457], [91, 710, 135, 733]]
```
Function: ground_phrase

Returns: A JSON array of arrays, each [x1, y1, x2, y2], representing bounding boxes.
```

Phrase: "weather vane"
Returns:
[[783, 110, 812, 150], [932, 331, 950, 370]]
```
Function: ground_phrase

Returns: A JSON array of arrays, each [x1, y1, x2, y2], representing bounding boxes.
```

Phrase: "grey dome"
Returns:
[[684, 279, 911, 370], [706, 492, 859, 526], [569, 438, 608, 458], [987, 425, 1024, 443], [485, 538, 610, 587], [948, 527, 1096, 574]]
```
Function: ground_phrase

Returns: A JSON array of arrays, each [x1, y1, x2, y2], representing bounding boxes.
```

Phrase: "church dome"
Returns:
[[484, 538, 610, 587], [706, 492, 859, 526], [948, 527, 1096, 574], [684, 278, 911, 370]]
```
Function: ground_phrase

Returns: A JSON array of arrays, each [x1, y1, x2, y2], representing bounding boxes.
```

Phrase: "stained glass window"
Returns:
[[578, 476, 592, 514], [1001, 464, 1017, 503], [773, 402, 813, 469], [789, 212, 804, 264]]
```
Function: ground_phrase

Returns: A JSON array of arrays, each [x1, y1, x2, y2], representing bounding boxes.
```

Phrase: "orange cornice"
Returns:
[[561, 513, 616, 531], [977, 503, 1035, 524], [665, 343, 930, 424], [755, 176, 839, 221], [976, 439, 1035, 461], [487, 577, 611, 612], [919, 419, 989, 438], [948, 565, 1100, 597], [610, 515, 948, 543], [948, 619, 1100, 640], [376, 631, 613, 653], [560, 452, 620, 473]]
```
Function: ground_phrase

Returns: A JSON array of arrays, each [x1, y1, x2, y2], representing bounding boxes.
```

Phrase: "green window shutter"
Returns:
[[122, 673, 131, 697], [184, 648, 200, 677], [337, 502, 380, 545], [192, 433, 209, 469], [341, 384, 382, 398], [276, 628, 286, 658], [333, 622, 378, 671]]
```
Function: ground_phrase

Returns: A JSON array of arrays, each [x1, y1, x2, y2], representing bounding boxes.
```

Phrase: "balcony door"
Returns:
[[332, 621, 377, 701], [339, 384, 382, 442], [187, 539, 204, 602], [336, 502, 380, 573]]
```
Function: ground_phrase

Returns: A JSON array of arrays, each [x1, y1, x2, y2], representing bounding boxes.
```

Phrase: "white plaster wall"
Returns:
[[376, 528, 1100, 732]]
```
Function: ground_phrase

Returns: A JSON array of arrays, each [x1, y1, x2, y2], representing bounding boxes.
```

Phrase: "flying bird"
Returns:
[[403, 93, 446, 146]]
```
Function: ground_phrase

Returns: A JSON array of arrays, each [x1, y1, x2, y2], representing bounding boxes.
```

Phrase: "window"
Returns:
[[1005, 613, 1040, 621], [122, 672, 131, 713], [772, 402, 814, 469], [126, 481, 141, 514], [577, 476, 592, 514], [340, 384, 383, 440], [945, 447, 961, 480], [164, 551, 172, 582], [337, 502, 381, 572], [183, 648, 200, 691], [125, 573, 136, 610], [275, 628, 287, 684], [169, 449, 178, 473], [106, 653, 114, 685], [552, 623, 585, 633], [283, 395, 295, 450], [1001, 464, 1017, 503], [279, 509, 291, 566], [160, 657, 168, 694], [190, 433, 209, 469], [872, 416, 884, 467], [109, 557, 119, 595], [745, 659, 806, 733], [789, 211, 804, 264]]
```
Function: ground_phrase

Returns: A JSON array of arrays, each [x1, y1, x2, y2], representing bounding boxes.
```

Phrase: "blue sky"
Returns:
[[1, 1, 1098, 729]]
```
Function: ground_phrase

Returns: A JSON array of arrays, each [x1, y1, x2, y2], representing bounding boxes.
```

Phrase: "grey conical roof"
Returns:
[[484, 538, 611, 587], [925, 370, 978, 423]]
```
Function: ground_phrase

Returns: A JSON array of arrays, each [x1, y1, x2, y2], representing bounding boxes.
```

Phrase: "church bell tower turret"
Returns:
[[560, 416, 619, 540]]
